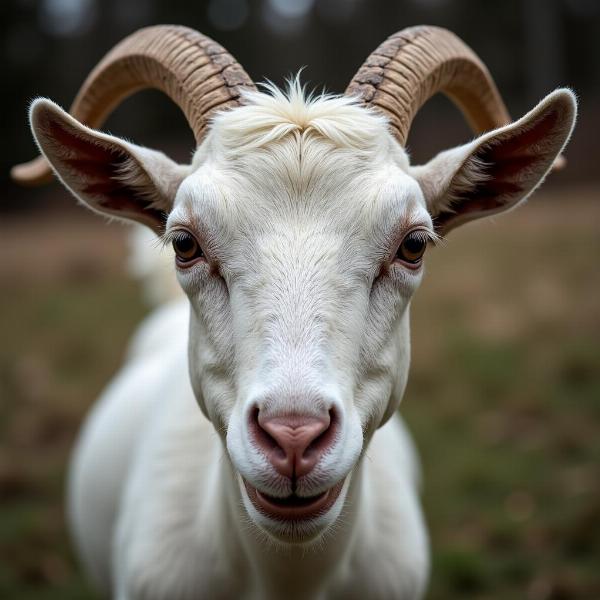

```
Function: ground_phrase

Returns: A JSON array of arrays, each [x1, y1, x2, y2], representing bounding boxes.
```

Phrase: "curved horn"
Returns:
[[346, 25, 511, 145], [12, 25, 256, 186]]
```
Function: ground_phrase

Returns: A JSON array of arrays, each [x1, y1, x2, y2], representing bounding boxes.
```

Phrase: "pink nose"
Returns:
[[252, 411, 335, 479]]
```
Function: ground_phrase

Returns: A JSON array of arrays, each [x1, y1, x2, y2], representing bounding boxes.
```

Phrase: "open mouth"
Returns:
[[243, 478, 345, 521]]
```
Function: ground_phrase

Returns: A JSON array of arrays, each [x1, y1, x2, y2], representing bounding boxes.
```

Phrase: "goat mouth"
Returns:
[[243, 479, 345, 521]]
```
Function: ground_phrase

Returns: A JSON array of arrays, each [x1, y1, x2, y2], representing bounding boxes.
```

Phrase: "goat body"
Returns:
[[14, 25, 576, 600]]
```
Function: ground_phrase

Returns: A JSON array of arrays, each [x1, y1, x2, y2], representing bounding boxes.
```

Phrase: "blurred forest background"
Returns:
[[1, 0, 599, 599]]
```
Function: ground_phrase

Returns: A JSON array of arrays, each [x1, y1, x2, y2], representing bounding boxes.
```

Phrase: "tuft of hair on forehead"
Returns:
[[207, 75, 392, 156]]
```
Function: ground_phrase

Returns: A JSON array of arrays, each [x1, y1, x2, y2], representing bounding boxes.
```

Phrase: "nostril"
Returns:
[[304, 408, 338, 459], [249, 406, 282, 456]]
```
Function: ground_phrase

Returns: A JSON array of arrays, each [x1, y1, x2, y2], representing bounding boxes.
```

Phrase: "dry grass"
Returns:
[[1, 186, 599, 599]]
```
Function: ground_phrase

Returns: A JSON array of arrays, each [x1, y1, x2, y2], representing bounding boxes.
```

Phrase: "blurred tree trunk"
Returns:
[[522, 0, 565, 102]]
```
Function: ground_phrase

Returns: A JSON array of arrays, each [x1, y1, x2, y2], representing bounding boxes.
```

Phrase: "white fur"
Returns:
[[66, 83, 431, 599], [127, 225, 182, 307], [39, 80, 576, 600]]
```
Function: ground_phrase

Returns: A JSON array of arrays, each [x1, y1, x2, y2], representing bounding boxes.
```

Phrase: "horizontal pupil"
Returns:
[[177, 237, 195, 252], [403, 236, 424, 253]]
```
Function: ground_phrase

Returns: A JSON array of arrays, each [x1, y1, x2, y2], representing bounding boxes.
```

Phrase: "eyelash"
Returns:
[[401, 228, 438, 247], [161, 229, 189, 248]]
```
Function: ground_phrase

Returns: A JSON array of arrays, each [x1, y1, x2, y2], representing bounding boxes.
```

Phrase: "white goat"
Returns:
[[13, 25, 576, 600]]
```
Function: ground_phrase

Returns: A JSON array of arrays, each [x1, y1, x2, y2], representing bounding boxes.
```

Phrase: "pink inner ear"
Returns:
[[435, 108, 562, 233], [45, 119, 167, 231]]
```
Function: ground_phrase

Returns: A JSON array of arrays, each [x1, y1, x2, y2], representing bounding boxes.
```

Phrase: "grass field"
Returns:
[[1, 187, 599, 599]]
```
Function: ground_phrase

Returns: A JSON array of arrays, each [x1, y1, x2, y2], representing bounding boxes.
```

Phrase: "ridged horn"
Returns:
[[346, 25, 511, 145], [12, 25, 256, 186]]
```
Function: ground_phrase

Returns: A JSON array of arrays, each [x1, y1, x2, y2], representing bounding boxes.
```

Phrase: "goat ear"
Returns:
[[411, 89, 577, 236], [29, 99, 189, 234]]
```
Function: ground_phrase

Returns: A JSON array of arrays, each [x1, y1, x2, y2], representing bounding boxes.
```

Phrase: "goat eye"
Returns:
[[395, 231, 427, 265], [172, 232, 203, 264]]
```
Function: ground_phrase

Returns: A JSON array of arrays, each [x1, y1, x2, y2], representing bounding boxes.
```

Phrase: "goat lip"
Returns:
[[243, 479, 345, 521]]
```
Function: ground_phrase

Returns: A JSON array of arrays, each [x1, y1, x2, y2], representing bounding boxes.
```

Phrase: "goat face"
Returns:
[[26, 81, 575, 542], [168, 126, 430, 540]]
